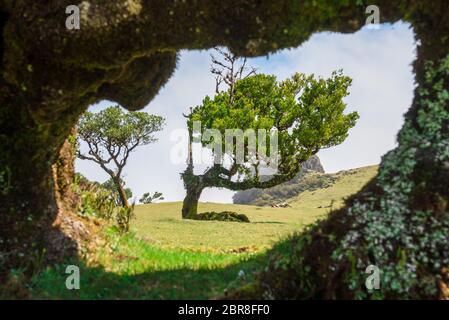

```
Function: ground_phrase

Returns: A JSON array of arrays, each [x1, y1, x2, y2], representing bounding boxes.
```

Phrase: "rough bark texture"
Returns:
[[113, 176, 130, 209], [47, 128, 79, 263], [181, 180, 204, 219], [1, 0, 448, 299], [231, 1, 449, 300]]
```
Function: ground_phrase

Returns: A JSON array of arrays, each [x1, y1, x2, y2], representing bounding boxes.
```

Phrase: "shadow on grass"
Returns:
[[30, 255, 263, 299], [28, 229, 295, 300], [252, 221, 286, 225]]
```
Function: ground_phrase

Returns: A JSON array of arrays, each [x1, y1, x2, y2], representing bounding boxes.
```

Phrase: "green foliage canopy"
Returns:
[[187, 71, 359, 189], [77, 106, 164, 207], [102, 178, 133, 205], [78, 106, 165, 166]]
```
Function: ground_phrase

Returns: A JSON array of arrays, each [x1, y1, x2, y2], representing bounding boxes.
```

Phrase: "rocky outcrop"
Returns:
[[301, 155, 325, 173], [233, 155, 325, 205]]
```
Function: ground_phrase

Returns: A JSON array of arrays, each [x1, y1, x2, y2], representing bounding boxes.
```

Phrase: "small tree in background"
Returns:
[[139, 191, 164, 204], [181, 49, 359, 219], [77, 106, 165, 208], [102, 177, 133, 206]]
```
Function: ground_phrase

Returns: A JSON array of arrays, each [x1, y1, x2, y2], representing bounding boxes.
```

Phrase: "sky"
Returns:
[[76, 22, 417, 204]]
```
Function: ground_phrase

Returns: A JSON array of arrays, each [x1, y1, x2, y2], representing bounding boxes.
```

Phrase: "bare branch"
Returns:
[[210, 47, 257, 102]]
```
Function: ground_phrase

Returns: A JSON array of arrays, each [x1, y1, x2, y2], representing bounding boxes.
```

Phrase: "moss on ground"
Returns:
[[193, 211, 250, 223]]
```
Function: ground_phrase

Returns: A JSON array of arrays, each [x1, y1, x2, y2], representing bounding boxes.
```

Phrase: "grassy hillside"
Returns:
[[288, 165, 378, 217], [131, 165, 378, 253], [232, 155, 325, 205], [28, 165, 377, 299], [233, 165, 377, 207]]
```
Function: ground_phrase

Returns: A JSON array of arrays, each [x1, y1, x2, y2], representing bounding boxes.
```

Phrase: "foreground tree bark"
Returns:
[[231, 2, 449, 299], [1, 1, 448, 299]]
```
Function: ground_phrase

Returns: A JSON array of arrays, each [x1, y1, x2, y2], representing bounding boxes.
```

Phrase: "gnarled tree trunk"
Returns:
[[112, 176, 130, 208], [181, 166, 205, 219], [181, 186, 204, 219]]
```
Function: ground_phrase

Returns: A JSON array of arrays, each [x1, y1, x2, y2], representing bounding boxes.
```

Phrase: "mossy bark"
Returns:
[[181, 165, 204, 219], [233, 1, 449, 299], [0, 95, 78, 269], [181, 186, 204, 219]]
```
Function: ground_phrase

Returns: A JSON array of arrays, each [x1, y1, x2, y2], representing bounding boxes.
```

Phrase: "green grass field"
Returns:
[[131, 165, 378, 253], [29, 165, 377, 299]]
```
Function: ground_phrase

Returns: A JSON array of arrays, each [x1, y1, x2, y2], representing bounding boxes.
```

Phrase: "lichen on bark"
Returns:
[[231, 1, 449, 299]]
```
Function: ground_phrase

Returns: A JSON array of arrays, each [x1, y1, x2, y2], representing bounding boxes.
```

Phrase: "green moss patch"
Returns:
[[193, 211, 250, 223]]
